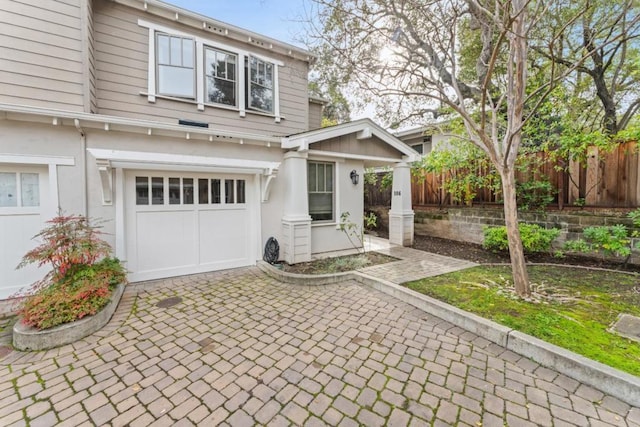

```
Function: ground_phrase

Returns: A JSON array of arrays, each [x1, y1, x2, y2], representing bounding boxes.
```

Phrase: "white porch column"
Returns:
[[281, 151, 312, 264], [389, 161, 415, 246]]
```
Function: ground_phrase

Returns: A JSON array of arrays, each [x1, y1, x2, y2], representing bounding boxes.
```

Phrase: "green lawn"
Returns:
[[404, 265, 640, 376]]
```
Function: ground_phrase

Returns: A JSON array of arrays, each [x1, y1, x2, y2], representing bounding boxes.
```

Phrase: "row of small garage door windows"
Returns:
[[135, 176, 246, 205], [0, 172, 39, 207]]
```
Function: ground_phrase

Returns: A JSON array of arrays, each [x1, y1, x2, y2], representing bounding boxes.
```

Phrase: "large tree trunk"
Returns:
[[501, 167, 530, 297]]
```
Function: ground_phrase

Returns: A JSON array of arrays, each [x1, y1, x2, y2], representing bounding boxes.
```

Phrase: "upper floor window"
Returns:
[[248, 56, 274, 113], [156, 33, 195, 98], [205, 48, 237, 107], [140, 19, 282, 121]]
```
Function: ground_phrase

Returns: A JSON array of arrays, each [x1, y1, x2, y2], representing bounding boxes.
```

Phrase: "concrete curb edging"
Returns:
[[258, 260, 640, 406], [257, 261, 357, 285], [507, 331, 640, 406], [12, 283, 126, 351], [354, 273, 512, 348]]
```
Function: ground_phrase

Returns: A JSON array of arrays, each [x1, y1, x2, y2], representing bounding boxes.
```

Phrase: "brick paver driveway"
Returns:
[[1, 267, 639, 426]]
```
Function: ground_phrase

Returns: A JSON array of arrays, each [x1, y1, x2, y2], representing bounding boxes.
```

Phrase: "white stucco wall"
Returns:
[[1, 120, 288, 264], [1, 119, 383, 295], [0, 121, 85, 215]]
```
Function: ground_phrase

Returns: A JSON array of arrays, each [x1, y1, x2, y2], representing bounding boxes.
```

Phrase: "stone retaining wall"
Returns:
[[368, 205, 640, 264]]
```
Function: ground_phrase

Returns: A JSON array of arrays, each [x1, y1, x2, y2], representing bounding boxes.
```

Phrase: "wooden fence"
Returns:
[[367, 142, 640, 209]]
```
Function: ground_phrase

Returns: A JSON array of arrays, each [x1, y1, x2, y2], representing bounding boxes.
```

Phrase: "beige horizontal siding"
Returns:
[[96, 91, 306, 134], [96, 62, 147, 84], [0, 60, 81, 86], [0, 0, 84, 111], [0, 70, 82, 104], [3, 0, 80, 28], [0, 83, 83, 108], [0, 9, 81, 41], [314, 135, 402, 158], [12, 0, 79, 16], [93, 0, 309, 135], [308, 103, 322, 130], [0, 47, 82, 74]]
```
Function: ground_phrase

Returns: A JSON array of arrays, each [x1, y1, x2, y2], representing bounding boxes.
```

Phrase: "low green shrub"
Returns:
[[562, 209, 640, 260], [483, 224, 560, 254], [563, 224, 631, 258]]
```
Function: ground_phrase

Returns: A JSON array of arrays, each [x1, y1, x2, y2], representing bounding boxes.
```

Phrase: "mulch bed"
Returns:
[[412, 234, 640, 273]]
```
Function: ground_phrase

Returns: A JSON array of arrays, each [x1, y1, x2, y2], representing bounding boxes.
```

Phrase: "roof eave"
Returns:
[[283, 118, 421, 161], [0, 103, 282, 146], [114, 0, 314, 62]]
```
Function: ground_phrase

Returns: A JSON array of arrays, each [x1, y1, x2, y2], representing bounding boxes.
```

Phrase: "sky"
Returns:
[[161, 1, 376, 121], [162, 0, 312, 48]]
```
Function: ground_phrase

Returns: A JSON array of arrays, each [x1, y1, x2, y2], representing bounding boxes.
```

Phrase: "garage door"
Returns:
[[0, 166, 49, 299], [125, 171, 256, 282]]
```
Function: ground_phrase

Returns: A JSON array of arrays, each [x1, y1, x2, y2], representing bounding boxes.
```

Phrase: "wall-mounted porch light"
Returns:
[[350, 170, 359, 185]]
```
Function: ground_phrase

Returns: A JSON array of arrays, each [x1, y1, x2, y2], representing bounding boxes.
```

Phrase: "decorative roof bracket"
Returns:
[[96, 159, 113, 205], [261, 166, 278, 202]]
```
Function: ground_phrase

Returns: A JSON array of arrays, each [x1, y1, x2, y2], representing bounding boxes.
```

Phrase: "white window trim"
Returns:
[[203, 45, 238, 110], [247, 55, 277, 116], [0, 170, 39, 213], [308, 161, 335, 223], [0, 154, 75, 219], [155, 33, 196, 99], [139, 19, 282, 121]]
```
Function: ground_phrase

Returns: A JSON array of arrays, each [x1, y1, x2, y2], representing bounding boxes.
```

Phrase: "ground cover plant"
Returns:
[[562, 209, 640, 262], [405, 265, 640, 376], [283, 252, 396, 275], [16, 214, 126, 330]]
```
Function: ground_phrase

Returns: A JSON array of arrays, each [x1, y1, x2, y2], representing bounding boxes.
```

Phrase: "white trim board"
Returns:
[[87, 148, 280, 174], [283, 118, 422, 162], [0, 103, 282, 145], [0, 154, 75, 166]]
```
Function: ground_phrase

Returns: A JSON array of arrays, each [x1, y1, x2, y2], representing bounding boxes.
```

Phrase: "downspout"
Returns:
[[74, 119, 89, 217]]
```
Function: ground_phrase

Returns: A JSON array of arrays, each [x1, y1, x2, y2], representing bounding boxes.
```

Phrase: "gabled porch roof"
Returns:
[[281, 119, 421, 166]]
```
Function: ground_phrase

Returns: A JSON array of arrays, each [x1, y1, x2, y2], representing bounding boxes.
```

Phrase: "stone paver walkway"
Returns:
[[1, 268, 639, 426], [360, 246, 478, 284]]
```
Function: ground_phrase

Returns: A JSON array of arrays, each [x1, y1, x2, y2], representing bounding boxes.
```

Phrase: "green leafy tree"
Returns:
[[530, 0, 640, 135], [308, 0, 600, 296]]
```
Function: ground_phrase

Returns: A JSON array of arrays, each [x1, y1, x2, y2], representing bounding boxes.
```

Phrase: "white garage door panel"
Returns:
[[135, 210, 197, 273], [199, 208, 249, 265], [125, 171, 256, 282]]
